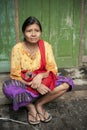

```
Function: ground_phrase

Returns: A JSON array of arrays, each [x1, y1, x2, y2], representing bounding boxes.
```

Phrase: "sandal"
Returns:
[[28, 112, 40, 125], [38, 111, 52, 123]]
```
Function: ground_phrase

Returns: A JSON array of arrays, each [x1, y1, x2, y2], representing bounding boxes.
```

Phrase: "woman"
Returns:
[[3, 16, 74, 125]]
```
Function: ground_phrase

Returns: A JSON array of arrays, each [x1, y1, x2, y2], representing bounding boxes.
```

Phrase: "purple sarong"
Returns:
[[3, 76, 74, 111], [3, 79, 39, 111], [56, 76, 74, 91]]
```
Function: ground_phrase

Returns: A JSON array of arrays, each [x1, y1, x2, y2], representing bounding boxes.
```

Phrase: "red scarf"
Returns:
[[21, 40, 57, 95]]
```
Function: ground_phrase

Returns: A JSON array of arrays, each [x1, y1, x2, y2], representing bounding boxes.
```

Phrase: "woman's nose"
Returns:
[[32, 30, 36, 36]]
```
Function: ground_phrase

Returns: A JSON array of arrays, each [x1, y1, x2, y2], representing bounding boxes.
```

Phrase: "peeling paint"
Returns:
[[85, 37, 87, 49], [65, 15, 73, 28], [73, 33, 76, 46]]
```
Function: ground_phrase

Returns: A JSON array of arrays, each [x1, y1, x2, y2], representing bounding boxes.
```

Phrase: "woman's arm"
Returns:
[[10, 46, 34, 86]]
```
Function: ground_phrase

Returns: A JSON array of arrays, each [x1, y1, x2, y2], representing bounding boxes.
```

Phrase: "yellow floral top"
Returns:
[[10, 41, 58, 81]]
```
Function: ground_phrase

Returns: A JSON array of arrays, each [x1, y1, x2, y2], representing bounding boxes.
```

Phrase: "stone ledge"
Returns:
[[59, 90, 87, 100]]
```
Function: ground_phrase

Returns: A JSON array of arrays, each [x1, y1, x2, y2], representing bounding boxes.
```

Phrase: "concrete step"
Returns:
[[59, 90, 87, 100], [0, 74, 10, 104]]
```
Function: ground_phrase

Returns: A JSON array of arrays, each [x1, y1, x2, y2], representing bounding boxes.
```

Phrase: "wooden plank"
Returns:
[[82, 0, 87, 65], [78, 0, 84, 66], [40, 0, 50, 41], [14, 0, 19, 42], [50, 0, 75, 67], [73, 0, 81, 66], [0, 0, 16, 72], [18, 0, 42, 40], [17, 0, 81, 68]]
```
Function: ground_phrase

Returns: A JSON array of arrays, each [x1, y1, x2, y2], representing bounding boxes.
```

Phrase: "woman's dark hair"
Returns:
[[22, 16, 42, 33]]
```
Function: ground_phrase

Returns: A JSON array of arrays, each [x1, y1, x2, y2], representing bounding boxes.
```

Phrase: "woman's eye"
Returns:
[[26, 29, 40, 33], [27, 30, 32, 32], [35, 30, 40, 32]]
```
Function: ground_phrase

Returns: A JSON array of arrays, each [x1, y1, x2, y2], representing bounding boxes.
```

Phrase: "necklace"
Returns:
[[23, 42, 39, 60]]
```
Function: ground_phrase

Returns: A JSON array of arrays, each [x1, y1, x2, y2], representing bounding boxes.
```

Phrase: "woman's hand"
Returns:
[[28, 74, 43, 89], [37, 84, 50, 95]]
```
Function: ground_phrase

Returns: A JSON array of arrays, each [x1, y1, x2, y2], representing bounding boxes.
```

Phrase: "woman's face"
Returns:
[[23, 23, 42, 44]]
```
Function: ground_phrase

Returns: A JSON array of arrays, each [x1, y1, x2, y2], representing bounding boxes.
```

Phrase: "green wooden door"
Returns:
[[0, 0, 16, 72], [0, 0, 83, 72], [18, 0, 81, 68]]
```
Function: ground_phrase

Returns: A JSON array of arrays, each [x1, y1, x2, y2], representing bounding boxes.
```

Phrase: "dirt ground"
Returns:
[[0, 91, 87, 130]]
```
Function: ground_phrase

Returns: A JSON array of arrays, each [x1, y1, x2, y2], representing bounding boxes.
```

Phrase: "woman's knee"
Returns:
[[62, 83, 70, 91], [49, 83, 69, 96], [48, 88, 59, 96], [3, 80, 12, 96]]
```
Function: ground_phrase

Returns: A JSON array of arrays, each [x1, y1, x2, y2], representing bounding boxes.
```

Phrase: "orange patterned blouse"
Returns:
[[10, 41, 58, 82]]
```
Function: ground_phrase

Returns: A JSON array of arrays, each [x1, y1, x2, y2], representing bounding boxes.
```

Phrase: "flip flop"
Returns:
[[38, 111, 52, 123], [28, 112, 40, 125]]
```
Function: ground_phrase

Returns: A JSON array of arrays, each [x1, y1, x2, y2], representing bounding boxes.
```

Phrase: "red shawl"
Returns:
[[21, 40, 57, 95]]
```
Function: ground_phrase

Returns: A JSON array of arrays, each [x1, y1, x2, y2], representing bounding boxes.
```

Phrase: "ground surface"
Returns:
[[0, 90, 87, 130]]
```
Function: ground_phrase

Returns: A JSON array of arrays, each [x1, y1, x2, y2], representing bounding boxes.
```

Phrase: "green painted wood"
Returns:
[[40, 0, 50, 41], [83, 0, 87, 55], [0, 0, 84, 72], [16, 0, 82, 69], [18, 0, 42, 40], [0, 0, 16, 72], [49, 0, 81, 67], [18, 0, 81, 68], [72, 0, 81, 66]]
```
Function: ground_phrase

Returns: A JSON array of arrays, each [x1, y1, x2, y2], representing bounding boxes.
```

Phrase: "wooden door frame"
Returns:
[[79, 0, 87, 65], [14, 0, 19, 42]]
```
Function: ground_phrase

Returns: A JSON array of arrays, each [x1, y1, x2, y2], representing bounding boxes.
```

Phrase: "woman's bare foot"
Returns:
[[26, 103, 40, 124], [35, 103, 52, 122]]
